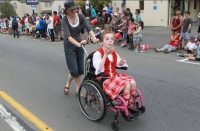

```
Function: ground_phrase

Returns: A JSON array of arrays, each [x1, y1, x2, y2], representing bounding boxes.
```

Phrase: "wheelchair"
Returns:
[[78, 50, 146, 131]]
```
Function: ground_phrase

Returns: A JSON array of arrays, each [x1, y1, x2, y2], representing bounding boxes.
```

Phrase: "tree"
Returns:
[[0, 2, 16, 18]]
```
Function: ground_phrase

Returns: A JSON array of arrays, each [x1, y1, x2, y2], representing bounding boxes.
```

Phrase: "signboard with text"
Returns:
[[26, 0, 39, 5]]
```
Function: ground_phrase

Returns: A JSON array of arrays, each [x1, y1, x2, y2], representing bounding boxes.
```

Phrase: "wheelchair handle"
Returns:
[[82, 39, 101, 57]]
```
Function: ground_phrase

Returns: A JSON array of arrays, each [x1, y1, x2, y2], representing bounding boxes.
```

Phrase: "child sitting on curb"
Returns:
[[184, 37, 197, 54], [154, 31, 181, 53]]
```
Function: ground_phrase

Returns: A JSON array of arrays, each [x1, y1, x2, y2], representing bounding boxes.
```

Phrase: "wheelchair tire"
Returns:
[[78, 80, 107, 122]]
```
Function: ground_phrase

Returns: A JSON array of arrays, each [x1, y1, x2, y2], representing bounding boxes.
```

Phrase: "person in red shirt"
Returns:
[[20, 17, 25, 32], [171, 8, 183, 34], [53, 11, 60, 41], [154, 31, 181, 53]]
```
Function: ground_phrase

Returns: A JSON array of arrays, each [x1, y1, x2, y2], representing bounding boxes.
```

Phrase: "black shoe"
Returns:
[[154, 47, 159, 52], [121, 111, 134, 122]]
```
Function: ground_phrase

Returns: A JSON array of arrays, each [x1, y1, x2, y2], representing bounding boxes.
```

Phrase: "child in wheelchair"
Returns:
[[92, 30, 137, 120]]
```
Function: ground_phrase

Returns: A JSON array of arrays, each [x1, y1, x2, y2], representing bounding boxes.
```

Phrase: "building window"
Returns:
[[45, 2, 51, 7], [13, 3, 17, 9], [194, 0, 197, 9], [188, 1, 190, 10], [139, 0, 144, 10]]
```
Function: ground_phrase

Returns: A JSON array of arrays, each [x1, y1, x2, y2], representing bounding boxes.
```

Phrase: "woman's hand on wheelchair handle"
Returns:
[[80, 40, 87, 47], [92, 38, 99, 43]]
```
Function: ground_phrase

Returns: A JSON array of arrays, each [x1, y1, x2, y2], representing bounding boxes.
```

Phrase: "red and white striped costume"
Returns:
[[93, 47, 134, 100]]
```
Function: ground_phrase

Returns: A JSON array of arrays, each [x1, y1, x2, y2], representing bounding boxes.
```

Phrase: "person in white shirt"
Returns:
[[103, 3, 108, 12], [85, 0, 90, 17], [46, 12, 55, 42], [184, 37, 197, 54]]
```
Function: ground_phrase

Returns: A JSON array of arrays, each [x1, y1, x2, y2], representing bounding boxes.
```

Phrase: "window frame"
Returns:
[[45, 2, 51, 7], [139, 0, 144, 10]]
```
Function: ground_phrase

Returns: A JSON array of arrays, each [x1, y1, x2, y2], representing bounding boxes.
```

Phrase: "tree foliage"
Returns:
[[0, 2, 16, 18], [76, 0, 111, 12]]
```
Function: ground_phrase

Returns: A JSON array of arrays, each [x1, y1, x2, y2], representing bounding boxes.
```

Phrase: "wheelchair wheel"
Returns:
[[78, 80, 107, 121]]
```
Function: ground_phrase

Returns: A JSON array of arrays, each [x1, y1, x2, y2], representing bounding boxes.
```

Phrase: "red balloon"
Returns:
[[115, 33, 121, 40], [145, 45, 150, 50], [93, 19, 98, 24], [91, 20, 95, 25]]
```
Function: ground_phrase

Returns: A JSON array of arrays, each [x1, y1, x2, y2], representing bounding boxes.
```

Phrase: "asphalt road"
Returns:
[[0, 24, 200, 131]]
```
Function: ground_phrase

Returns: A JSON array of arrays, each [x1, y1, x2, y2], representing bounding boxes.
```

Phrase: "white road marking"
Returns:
[[176, 58, 200, 65], [0, 103, 26, 131]]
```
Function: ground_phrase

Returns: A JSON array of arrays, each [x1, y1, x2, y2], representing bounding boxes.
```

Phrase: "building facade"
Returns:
[[112, 0, 200, 26]]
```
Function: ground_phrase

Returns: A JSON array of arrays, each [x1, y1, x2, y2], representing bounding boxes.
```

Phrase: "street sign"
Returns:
[[30, 5, 36, 10], [153, 6, 157, 10], [26, 0, 39, 5]]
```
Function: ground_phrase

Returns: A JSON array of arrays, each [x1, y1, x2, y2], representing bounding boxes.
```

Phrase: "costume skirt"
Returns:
[[103, 74, 134, 100]]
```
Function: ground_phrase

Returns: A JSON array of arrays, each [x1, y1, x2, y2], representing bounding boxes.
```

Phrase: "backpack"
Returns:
[[12, 19, 18, 27]]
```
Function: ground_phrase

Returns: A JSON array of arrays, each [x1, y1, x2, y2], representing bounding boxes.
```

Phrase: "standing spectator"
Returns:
[[121, 1, 126, 12], [46, 12, 55, 42], [171, 8, 183, 36], [118, 16, 128, 47], [135, 9, 142, 24], [133, 21, 144, 52], [35, 17, 41, 38], [107, 3, 113, 15], [115, 7, 121, 17], [58, 15, 63, 40], [20, 17, 25, 32], [85, 0, 90, 17], [12, 17, 19, 38], [39, 16, 45, 39], [8, 17, 13, 35], [53, 11, 60, 41], [103, 3, 108, 12], [110, 13, 119, 33], [102, 10, 112, 31], [127, 18, 135, 50], [195, 11, 200, 37], [126, 8, 133, 20], [62, 0, 97, 95], [182, 10, 192, 47], [91, 6, 97, 19]]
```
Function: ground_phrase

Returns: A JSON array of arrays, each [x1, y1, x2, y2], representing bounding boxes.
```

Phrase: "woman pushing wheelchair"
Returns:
[[93, 31, 137, 120]]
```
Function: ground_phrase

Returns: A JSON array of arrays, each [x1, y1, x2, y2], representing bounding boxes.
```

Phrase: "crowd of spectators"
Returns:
[[0, 11, 63, 42]]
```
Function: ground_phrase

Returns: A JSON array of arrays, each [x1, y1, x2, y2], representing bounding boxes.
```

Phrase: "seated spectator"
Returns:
[[154, 31, 180, 53], [188, 37, 200, 61], [94, 26, 103, 39], [184, 37, 197, 54], [177, 37, 200, 59]]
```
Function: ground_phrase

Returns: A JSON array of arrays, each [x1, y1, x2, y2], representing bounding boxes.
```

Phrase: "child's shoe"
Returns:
[[140, 50, 144, 53], [133, 49, 138, 52]]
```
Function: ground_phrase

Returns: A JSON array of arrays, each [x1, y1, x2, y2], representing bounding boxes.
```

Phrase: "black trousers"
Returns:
[[48, 29, 55, 41], [12, 27, 19, 38]]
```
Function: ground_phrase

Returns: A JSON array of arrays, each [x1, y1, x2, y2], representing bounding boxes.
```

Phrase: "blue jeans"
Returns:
[[161, 45, 176, 52], [182, 32, 190, 40]]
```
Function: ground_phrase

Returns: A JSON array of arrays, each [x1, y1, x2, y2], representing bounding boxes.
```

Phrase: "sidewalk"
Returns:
[[142, 23, 198, 48]]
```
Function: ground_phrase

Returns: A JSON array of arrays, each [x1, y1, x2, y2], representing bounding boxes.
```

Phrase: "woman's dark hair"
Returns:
[[130, 18, 134, 23], [138, 21, 144, 30]]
